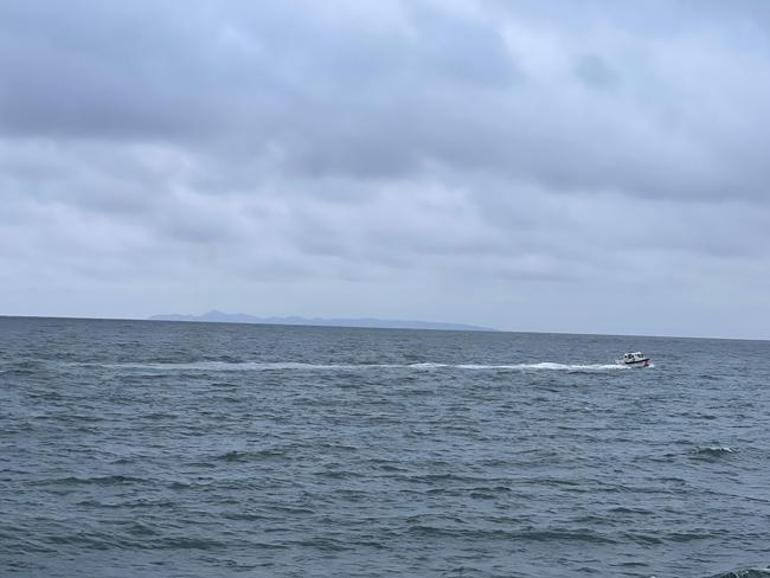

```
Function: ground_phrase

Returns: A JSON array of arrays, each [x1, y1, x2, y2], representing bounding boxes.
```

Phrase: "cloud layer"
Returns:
[[1, 0, 769, 338]]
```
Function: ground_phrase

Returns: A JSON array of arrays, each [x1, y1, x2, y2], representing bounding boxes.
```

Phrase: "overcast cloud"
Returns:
[[1, 0, 769, 338]]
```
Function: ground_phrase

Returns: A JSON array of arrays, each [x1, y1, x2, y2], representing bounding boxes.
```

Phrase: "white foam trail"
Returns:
[[455, 362, 627, 371], [89, 361, 629, 372], [701, 446, 735, 453], [98, 361, 377, 371]]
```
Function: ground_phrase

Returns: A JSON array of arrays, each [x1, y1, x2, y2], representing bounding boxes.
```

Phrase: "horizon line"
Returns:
[[1, 313, 767, 343]]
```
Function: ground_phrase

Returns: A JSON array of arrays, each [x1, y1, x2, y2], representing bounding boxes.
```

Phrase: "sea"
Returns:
[[1, 316, 769, 578]]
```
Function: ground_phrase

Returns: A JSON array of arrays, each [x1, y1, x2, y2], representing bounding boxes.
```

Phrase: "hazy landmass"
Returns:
[[149, 310, 496, 332]]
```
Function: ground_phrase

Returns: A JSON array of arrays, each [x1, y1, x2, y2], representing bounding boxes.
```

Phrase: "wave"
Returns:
[[697, 446, 735, 455], [692, 446, 736, 461], [84, 360, 630, 372], [706, 568, 770, 578]]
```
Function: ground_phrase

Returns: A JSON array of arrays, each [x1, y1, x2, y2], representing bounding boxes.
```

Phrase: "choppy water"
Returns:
[[1, 317, 769, 577]]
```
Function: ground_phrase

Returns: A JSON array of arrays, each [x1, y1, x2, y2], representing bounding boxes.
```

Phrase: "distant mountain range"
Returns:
[[148, 310, 496, 332]]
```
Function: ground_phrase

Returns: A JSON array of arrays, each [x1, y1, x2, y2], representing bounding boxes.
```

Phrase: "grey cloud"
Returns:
[[6, 0, 770, 202], [574, 54, 618, 89], [1, 1, 770, 337]]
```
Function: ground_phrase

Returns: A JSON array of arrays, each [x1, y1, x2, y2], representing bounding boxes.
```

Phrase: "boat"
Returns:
[[618, 352, 651, 367]]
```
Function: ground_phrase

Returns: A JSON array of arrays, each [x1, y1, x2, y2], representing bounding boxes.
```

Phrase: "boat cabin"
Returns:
[[623, 352, 647, 363]]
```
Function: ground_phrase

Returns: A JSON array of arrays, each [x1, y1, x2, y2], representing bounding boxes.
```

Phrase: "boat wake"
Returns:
[[84, 361, 631, 373], [453, 362, 626, 371]]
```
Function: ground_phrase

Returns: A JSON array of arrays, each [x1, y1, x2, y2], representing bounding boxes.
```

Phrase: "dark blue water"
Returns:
[[2, 317, 769, 577]]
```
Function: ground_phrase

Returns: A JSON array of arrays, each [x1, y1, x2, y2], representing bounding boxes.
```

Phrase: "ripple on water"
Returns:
[[691, 446, 737, 462], [3, 318, 770, 577]]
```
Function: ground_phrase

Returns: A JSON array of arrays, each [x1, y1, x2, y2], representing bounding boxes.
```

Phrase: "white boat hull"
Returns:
[[617, 358, 651, 367]]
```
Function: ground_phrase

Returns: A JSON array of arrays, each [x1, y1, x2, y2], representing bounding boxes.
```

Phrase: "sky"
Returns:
[[1, 0, 769, 339]]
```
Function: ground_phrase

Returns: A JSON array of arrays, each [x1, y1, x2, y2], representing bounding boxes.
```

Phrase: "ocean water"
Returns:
[[1, 317, 769, 578]]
